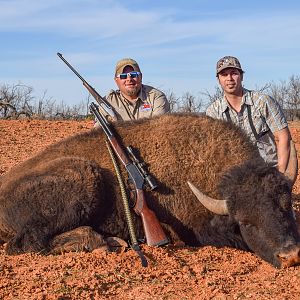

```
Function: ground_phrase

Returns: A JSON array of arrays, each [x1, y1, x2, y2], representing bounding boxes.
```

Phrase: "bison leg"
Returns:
[[49, 226, 108, 254], [1, 156, 104, 255], [49, 227, 129, 254], [5, 219, 52, 254]]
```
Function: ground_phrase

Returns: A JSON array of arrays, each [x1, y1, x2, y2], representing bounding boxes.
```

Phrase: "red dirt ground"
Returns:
[[0, 119, 299, 300]]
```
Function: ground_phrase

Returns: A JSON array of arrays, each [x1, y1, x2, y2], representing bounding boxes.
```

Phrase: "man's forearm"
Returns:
[[275, 128, 291, 173], [277, 143, 290, 173]]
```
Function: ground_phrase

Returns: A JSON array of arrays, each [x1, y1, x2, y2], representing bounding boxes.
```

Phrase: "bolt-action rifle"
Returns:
[[90, 102, 169, 247], [57, 52, 117, 122]]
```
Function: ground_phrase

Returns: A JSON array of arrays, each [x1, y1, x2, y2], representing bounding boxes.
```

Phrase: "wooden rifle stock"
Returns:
[[134, 190, 169, 246], [90, 103, 169, 247]]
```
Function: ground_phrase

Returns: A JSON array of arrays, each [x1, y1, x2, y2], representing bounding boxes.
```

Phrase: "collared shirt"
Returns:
[[104, 84, 170, 121], [206, 88, 288, 165]]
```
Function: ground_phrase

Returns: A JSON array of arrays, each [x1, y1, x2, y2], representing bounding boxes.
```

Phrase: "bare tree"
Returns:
[[32, 90, 58, 119], [285, 75, 300, 120], [265, 75, 300, 120], [0, 83, 33, 118], [266, 81, 287, 110], [164, 90, 207, 113], [164, 90, 180, 112], [176, 92, 204, 113], [201, 85, 223, 107], [0, 83, 91, 120]]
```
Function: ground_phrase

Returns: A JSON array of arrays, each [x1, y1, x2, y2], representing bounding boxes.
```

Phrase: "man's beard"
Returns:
[[125, 86, 140, 97]]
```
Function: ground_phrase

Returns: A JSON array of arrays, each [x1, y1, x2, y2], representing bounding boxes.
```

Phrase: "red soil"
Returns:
[[0, 119, 299, 300]]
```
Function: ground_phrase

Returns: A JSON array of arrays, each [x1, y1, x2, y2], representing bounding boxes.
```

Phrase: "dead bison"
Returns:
[[0, 113, 299, 268]]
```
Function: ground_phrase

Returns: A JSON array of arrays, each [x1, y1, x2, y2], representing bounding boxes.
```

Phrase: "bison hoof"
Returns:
[[104, 237, 128, 253]]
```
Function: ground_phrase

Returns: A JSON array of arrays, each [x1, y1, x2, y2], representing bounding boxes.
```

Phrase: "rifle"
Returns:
[[90, 102, 169, 247], [57, 52, 117, 122]]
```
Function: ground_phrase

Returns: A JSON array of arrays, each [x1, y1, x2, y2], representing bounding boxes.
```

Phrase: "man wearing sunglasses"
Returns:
[[100, 58, 170, 121], [206, 56, 291, 174]]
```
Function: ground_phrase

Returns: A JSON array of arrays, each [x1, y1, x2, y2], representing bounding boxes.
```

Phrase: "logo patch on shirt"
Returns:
[[140, 103, 152, 111]]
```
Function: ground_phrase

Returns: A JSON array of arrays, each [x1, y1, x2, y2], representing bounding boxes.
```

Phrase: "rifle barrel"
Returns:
[[90, 103, 113, 135], [57, 52, 117, 121], [57, 52, 86, 83]]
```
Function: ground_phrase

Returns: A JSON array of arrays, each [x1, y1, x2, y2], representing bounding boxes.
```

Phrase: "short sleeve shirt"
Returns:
[[104, 84, 170, 121], [205, 88, 288, 165]]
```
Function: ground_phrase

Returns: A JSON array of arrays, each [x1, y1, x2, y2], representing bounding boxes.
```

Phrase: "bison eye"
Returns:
[[238, 221, 253, 229]]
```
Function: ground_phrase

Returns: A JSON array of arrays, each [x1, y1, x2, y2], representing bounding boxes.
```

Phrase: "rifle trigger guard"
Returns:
[[128, 188, 137, 208]]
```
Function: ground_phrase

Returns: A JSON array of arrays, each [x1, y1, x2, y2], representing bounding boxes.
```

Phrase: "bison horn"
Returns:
[[284, 140, 298, 185], [187, 181, 229, 215]]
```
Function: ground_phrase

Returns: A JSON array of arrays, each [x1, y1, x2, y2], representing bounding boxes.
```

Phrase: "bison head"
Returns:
[[188, 157, 300, 269]]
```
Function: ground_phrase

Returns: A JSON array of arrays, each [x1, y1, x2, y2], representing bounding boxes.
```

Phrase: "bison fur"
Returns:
[[0, 113, 299, 268]]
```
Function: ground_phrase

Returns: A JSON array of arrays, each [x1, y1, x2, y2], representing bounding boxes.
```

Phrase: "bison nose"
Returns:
[[277, 246, 300, 268]]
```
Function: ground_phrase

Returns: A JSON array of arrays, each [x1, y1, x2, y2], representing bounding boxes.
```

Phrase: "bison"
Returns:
[[0, 113, 299, 269]]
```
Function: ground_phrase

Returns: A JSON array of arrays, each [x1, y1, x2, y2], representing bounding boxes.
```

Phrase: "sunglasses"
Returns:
[[116, 71, 141, 80]]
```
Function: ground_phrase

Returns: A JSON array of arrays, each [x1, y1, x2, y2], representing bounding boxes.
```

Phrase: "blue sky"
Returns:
[[1, 0, 300, 107]]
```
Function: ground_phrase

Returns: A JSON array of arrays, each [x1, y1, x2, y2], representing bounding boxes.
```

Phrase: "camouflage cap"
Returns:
[[115, 58, 141, 76], [216, 56, 244, 76]]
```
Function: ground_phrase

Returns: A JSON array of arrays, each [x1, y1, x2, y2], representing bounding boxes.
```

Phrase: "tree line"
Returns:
[[0, 75, 299, 120]]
